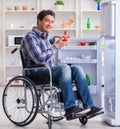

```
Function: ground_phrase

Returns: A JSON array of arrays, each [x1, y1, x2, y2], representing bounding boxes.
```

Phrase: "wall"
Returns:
[[0, 0, 107, 86], [0, 0, 3, 86]]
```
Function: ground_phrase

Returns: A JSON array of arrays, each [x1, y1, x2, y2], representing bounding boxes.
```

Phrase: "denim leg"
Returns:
[[51, 64, 76, 110], [71, 65, 94, 108]]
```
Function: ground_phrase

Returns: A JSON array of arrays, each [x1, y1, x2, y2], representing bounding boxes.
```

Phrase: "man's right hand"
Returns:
[[54, 36, 68, 48]]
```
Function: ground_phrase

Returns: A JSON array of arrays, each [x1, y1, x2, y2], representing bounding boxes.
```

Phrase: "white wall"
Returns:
[[0, 0, 3, 86], [0, 0, 107, 86]]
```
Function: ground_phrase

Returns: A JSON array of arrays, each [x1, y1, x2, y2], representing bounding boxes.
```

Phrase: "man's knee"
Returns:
[[59, 64, 70, 72], [71, 65, 85, 77], [58, 64, 72, 79]]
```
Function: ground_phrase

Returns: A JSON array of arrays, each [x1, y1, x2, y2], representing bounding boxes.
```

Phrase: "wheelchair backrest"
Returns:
[[20, 50, 27, 69]]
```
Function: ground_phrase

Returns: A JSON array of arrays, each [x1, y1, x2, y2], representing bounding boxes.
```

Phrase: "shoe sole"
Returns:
[[87, 110, 104, 119], [66, 108, 91, 121], [87, 108, 104, 117], [76, 108, 91, 115]]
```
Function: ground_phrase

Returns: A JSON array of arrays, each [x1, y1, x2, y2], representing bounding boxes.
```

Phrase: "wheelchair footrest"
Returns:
[[66, 113, 86, 121], [87, 111, 104, 119]]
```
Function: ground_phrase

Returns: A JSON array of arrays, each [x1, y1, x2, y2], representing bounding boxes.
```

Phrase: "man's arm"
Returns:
[[23, 34, 58, 65]]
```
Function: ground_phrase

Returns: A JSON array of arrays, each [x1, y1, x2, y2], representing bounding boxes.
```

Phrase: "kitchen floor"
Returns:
[[0, 86, 119, 129]]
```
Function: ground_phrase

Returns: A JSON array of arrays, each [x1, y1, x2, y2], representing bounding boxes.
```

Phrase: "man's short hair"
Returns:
[[37, 10, 55, 21]]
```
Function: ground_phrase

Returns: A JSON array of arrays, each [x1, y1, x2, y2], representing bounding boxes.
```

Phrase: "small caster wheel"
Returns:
[[79, 116, 88, 125], [47, 114, 52, 129]]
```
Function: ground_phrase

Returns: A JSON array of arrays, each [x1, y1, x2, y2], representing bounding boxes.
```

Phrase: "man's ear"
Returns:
[[37, 19, 41, 25]]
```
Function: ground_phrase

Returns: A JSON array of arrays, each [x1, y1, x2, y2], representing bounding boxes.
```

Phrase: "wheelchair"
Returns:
[[2, 48, 91, 129]]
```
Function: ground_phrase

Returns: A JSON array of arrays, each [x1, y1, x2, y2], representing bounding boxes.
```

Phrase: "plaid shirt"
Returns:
[[20, 27, 58, 74]]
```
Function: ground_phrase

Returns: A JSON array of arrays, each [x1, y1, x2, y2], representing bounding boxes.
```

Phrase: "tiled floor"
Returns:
[[0, 86, 120, 129]]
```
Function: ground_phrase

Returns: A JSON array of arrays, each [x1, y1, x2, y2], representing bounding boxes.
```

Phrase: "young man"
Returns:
[[20, 9, 103, 120]]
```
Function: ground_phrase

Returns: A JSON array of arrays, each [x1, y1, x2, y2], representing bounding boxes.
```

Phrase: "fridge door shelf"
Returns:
[[105, 95, 115, 113]]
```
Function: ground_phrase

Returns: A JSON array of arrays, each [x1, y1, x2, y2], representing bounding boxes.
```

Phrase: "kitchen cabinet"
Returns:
[[80, 0, 101, 38], [3, 0, 38, 84]]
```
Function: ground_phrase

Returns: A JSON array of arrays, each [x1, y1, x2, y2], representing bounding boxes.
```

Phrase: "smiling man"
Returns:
[[20, 9, 103, 120]]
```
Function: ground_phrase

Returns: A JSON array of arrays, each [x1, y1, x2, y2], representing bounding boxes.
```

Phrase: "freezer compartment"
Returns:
[[101, 1, 115, 37]]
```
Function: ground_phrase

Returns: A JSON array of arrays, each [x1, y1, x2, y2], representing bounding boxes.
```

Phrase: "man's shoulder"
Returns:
[[25, 31, 36, 38]]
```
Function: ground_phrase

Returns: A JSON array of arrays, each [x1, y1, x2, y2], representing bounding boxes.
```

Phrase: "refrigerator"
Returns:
[[101, 0, 120, 126]]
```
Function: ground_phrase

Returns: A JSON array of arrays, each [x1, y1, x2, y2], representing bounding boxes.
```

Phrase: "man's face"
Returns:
[[37, 15, 55, 33]]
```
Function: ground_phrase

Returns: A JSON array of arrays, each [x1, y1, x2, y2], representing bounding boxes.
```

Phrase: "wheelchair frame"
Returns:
[[2, 48, 89, 129]]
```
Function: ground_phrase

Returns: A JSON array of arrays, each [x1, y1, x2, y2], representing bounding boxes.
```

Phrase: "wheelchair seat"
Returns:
[[20, 50, 50, 85]]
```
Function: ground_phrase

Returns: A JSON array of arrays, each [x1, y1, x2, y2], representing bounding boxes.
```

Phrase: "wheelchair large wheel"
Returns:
[[38, 85, 65, 122], [2, 76, 38, 126]]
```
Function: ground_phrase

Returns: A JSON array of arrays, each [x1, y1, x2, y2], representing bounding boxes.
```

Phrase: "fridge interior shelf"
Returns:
[[89, 85, 97, 94], [61, 45, 97, 50], [59, 59, 97, 64], [73, 84, 97, 94]]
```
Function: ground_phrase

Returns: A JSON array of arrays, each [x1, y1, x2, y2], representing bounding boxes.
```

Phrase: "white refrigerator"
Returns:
[[101, 0, 120, 126]]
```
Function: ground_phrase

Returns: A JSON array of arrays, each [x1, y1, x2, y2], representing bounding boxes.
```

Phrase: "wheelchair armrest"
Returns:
[[23, 64, 47, 71], [26, 64, 45, 68], [23, 64, 52, 86], [23, 64, 52, 81]]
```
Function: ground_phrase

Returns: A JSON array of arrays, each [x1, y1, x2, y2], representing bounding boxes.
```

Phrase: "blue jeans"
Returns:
[[33, 64, 94, 110], [51, 64, 94, 110]]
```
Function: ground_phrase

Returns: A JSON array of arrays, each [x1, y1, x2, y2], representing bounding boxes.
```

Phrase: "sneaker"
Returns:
[[86, 106, 103, 116], [65, 106, 90, 120]]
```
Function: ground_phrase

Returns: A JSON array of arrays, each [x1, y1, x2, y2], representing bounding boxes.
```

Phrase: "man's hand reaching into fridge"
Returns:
[[54, 34, 69, 49]]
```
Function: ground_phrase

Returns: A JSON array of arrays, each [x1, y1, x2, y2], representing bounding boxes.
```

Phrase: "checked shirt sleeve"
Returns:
[[23, 33, 58, 66]]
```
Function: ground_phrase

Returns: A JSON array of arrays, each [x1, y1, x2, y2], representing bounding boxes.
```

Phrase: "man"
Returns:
[[20, 9, 103, 120]]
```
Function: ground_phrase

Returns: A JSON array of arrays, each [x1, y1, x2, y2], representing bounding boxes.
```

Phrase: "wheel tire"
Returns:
[[2, 76, 38, 126], [47, 114, 52, 129], [79, 116, 88, 125]]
